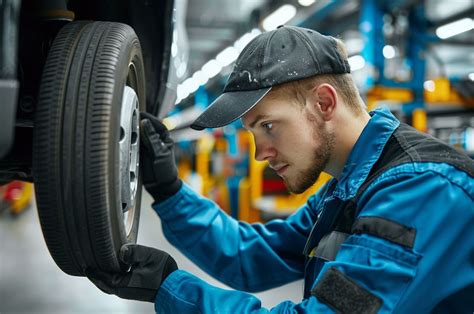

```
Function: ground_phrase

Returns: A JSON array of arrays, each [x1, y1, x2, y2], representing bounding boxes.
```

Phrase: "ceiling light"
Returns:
[[216, 46, 239, 67], [178, 77, 199, 101], [174, 29, 266, 105], [424, 80, 435, 92], [348, 55, 365, 71], [436, 18, 474, 39], [298, 0, 316, 6], [176, 62, 187, 78], [192, 70, 209, 87], [171, 29, 178, 58], [171, 43, 178, 58], [234, 29, 261, 52], [262, 4, 297, 31], [201, 59, 222, 79], [383, 45, 396, 59], [344, 37, 364, 55], [176, 83, 189, 103]]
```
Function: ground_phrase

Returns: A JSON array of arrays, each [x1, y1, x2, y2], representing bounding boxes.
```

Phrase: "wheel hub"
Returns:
[[119, 86, 140, 236]]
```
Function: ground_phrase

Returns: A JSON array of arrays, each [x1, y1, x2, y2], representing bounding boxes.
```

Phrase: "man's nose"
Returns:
[[254, 140, 277, 162]]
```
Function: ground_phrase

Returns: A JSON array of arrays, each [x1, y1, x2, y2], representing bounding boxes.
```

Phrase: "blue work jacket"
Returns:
[[152, 107, 474, 313]]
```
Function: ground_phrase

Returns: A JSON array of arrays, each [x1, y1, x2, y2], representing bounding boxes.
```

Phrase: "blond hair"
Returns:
[[272, 38, 366, 115]]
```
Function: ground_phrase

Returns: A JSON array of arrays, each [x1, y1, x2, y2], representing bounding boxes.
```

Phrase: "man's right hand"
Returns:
[[86, 244, 178, 303], [140, 112, 182, 203]]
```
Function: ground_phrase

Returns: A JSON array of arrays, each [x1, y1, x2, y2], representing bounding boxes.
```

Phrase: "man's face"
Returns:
[[242, 91, 334, 194]]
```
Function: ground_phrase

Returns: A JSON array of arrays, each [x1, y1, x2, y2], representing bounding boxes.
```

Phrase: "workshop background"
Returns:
[[1, 0, 473, 312]]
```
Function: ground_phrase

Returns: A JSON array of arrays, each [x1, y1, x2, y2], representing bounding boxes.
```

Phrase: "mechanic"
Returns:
[[86, 25, 474, 313]]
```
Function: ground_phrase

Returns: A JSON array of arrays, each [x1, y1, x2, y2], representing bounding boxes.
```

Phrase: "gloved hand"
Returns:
[[140, 112, 182, 203], [86, 244, 178, 303]]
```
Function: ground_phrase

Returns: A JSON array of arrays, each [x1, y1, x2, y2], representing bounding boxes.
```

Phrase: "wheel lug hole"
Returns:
[[120, 127, 126, 141], [131, 131, 138, 144]]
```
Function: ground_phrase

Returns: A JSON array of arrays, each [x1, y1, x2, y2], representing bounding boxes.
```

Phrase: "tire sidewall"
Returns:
[[106, 25, 146, 269]]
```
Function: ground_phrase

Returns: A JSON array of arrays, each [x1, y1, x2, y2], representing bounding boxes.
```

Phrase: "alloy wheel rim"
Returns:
[[119, 85, 140, 236]]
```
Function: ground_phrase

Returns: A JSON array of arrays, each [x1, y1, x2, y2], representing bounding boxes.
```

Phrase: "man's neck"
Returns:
[[325, 109, 371, 179]]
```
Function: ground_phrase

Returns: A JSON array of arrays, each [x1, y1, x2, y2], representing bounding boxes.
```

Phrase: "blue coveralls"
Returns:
[[152, 108, 474, 313]]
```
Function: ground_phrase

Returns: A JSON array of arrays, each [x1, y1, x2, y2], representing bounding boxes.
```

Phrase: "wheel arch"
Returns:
[[68, 0, 175, 116]]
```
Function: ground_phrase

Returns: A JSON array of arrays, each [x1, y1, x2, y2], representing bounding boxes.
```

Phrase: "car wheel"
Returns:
[[33, 21, 145, 276]]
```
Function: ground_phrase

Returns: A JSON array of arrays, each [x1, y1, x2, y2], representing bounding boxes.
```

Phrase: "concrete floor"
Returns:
[[0, 189, 302, 313]]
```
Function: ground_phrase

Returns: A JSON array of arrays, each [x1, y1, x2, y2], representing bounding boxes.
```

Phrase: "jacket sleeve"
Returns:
[[152, 182, 330, 292], [155, 164, 473, 313], [155, 270, 335, 313]]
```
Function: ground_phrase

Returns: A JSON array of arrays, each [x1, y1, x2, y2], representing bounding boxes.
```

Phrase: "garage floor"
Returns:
[[0, 190, 302, 313]]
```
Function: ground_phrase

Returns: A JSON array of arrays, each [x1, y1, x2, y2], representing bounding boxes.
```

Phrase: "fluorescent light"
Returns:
[[202, 59, 222, 79], [348, 55, 365, 71], [180, 77, 199, 98], [469, 73, 474, 81], [424, 80, 435, 92], [180, 78, 193, 92], [176, 62, 186, 78], [262, 4, 297, 31], [171, 43, 178, 58], [176, 80, 190, 102], [216, 46, 239, 67], [234, 29, 261, 52], [192, 70, 209, 86], [298, 0, 316, 6], [344, 38, 364, 55], [436, 18, 474, 39], [174, 28, 264, 104], [383, 45, 396, 59], [171, 30, 178, 58]]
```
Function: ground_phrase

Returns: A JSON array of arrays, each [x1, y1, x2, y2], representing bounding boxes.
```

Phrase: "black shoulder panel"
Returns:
[[359, 123, 474, 196], [352, 216, 416, 249]]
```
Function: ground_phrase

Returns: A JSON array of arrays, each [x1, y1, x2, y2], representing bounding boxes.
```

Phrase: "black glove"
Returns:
[[140, 112, 182, 203], [86, 244, 178, 303]]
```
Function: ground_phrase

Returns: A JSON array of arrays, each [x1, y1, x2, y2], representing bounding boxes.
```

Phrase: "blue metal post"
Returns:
[[403, 3, 428, 113], [360, 0, 385, 89]]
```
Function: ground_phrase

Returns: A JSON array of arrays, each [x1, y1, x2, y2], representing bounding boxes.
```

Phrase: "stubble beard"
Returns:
[[284, 127, 334, 194]]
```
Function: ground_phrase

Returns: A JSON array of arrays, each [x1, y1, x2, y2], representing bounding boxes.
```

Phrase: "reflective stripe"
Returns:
[[311, 231, 349, 261], [352, 216, 416, 249], [312, 266, 383, 314]]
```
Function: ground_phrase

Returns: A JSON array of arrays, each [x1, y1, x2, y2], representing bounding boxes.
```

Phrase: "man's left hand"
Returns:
[[86, 244, 178, 303]]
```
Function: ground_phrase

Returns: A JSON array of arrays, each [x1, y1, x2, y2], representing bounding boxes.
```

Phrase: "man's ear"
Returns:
[[312, 83, 337, 121]]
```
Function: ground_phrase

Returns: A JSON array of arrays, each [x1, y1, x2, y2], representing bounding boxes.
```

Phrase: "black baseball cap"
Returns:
[[190, 25, 350, 131]]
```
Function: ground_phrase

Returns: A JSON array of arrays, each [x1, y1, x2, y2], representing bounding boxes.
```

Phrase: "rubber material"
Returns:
[[33, 21, 146, 276]]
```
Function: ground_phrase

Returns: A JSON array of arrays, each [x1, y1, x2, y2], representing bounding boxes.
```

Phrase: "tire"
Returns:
[[33, 21, 146, 276]]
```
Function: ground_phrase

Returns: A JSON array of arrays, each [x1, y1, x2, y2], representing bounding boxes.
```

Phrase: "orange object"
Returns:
[[412, 109, 427, 133], [1, 181, 33, 215]]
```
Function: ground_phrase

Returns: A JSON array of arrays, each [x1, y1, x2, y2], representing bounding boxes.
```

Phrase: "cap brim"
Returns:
[[190, 87, 272, 130]]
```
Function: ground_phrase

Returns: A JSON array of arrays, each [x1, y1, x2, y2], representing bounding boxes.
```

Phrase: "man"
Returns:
[[87, 25, 474, 313]]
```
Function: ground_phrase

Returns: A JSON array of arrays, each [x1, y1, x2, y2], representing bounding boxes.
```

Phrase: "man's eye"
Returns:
[[262, 122, 273, 130]]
